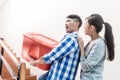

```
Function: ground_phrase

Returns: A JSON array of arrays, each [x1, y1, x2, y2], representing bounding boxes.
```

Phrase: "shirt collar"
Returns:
[[66, 32, 78, 38]]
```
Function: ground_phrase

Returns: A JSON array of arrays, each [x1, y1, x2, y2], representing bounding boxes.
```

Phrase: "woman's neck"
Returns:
[[91, 34, 100, 41]]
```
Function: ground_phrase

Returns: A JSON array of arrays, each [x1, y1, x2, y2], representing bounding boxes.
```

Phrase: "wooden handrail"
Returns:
[[0, 39, 21, 80], [0, 38, 37, 80], [0, 53, 17, 78], [0, 39, 19, 66]]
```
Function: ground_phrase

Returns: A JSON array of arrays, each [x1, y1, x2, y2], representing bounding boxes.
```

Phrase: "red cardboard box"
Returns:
[[21, 33, 58, 70]]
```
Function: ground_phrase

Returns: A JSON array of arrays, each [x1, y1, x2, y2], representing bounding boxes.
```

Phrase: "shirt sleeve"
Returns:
[[43, 37, 76, 64], [80, 40, 105, 72]]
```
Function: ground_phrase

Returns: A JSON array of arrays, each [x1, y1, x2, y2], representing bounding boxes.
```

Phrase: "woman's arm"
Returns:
[[80, 40, 105, 72], [78, 36, 84, 56]]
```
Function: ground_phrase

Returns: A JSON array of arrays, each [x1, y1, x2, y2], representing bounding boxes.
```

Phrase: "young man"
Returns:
[[30, 14, 82, 80]]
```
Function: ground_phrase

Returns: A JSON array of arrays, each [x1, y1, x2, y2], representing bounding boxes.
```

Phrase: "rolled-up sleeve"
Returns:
[[43, 37, 76, 64]]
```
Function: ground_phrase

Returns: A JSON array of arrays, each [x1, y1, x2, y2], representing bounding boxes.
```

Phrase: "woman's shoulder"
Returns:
[[95, 38, 106, 46]]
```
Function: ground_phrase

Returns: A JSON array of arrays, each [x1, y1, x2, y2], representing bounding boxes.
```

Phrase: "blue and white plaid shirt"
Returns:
[[43, 32, 80, 80]]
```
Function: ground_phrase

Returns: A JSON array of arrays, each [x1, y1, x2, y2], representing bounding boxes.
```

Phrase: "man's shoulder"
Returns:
[[66, 32, 78, 39]]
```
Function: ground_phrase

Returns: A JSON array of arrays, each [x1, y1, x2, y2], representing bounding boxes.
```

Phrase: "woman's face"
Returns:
[[83, 20, 92, 35]]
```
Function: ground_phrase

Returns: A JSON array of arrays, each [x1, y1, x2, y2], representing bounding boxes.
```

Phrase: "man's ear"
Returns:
[[76, 22, 79, 28]]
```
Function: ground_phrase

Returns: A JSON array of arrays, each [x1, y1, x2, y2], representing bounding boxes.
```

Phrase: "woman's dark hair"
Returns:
[[67, 14, 82, 29], [86, 14, 115, 61]]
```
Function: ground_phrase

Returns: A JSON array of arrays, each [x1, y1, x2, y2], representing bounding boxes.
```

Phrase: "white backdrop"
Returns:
[[0, 0, 120, 80]]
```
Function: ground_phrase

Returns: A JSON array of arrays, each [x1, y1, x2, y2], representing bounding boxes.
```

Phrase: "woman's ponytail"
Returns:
[[104, 22, 115, 61]]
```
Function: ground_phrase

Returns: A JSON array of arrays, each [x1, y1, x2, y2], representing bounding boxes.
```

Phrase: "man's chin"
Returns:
[[66, 31, 69, 33]]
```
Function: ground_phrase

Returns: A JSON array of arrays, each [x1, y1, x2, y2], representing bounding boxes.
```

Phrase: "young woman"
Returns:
[[78, 14, 115, 80]]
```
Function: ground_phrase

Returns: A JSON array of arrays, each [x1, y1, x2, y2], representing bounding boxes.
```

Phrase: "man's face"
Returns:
[[65, 18, 77, 33]]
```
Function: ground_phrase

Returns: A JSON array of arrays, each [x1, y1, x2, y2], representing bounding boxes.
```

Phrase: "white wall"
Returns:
[[0, 0, 120, 80]]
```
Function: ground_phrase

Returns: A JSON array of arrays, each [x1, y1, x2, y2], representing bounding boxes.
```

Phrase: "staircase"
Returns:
[[0, 38, 37, 80]]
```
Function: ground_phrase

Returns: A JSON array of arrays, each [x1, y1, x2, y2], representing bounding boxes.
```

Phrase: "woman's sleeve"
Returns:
[[80, 41, 105, 72]]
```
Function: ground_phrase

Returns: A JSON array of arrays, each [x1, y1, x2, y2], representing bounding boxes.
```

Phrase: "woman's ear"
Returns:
[[91, 25, 96, 31]]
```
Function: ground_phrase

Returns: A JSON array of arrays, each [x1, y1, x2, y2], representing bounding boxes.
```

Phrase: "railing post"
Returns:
[[17, 63, 26, 80], [0, 38, 4, 75]]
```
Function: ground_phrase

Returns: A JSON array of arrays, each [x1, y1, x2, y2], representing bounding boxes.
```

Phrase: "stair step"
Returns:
[[1, 65, 31, 79], [25, 75, 37, 80]]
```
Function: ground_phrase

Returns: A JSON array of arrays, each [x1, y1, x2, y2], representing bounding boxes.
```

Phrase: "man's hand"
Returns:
[[30, 56, 45, 66]]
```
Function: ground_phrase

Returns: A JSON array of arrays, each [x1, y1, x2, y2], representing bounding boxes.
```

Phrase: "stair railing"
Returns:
[[0, 38, 25, 80]]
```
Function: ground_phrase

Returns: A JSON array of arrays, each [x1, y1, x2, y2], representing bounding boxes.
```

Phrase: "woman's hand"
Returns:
[[78, 36, 84, 56]]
